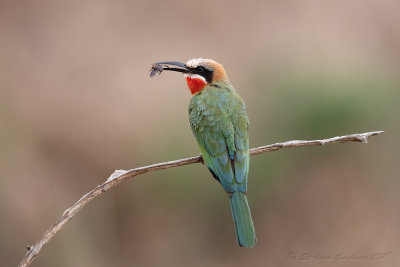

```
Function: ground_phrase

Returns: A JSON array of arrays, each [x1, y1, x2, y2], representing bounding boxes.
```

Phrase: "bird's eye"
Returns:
[[196, 66, 205, 72]]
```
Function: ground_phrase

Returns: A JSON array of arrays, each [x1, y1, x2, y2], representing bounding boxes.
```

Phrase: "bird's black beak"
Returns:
[[150, 61, 189, 77]]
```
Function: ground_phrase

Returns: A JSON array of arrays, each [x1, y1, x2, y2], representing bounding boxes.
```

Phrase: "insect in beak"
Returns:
[[149, 61, 189, 77]]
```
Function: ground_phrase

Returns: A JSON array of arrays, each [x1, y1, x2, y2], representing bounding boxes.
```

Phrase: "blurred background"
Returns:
[[1, 0, 399, 266]]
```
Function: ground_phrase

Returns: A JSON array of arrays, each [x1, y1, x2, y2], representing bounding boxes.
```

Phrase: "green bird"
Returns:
[[150, 58, 256, 248]]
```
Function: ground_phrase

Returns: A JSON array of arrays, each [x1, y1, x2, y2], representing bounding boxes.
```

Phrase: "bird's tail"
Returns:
[[229, 191, 257, 248]]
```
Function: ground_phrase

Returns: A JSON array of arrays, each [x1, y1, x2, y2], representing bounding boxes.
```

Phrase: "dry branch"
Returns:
[[18, 130, 384, 267]]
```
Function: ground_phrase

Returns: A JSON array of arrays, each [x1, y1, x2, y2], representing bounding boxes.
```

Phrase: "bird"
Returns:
[[150, 58, 256, 248]]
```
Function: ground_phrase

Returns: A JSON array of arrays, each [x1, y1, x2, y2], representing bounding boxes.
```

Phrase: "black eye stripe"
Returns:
[[192, 66, 213, 83]]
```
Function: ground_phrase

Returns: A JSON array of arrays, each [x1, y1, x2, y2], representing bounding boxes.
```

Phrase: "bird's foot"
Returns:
[[199, 154, 204, 165]]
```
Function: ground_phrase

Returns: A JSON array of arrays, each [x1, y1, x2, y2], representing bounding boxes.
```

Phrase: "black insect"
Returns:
[[150, 64, 163, 78]]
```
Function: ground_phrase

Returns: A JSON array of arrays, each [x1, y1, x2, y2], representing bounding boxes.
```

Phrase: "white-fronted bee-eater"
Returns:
[[150, 58, 256, 248]]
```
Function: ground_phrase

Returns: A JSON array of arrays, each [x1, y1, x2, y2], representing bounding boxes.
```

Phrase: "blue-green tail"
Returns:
[[229, 191, 256, 248]]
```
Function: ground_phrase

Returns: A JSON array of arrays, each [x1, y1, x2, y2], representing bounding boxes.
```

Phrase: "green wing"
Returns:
[[193, 120, 237, 192], [233, 114, 250, 185], [189, 87, 249, 193]]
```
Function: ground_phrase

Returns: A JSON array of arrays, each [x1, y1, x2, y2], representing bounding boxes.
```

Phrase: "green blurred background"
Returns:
[[1, 0, 399, 266]]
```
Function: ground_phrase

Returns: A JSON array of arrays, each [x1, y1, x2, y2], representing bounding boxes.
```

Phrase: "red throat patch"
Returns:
[[185, 76, 206, 95]]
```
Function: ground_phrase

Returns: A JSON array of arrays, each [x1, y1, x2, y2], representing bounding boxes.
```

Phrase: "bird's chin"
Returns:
[[184, 74, 207, 84]]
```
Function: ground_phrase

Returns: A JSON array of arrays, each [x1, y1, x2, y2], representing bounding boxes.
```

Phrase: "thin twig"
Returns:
[[18, 130, 384, 267]]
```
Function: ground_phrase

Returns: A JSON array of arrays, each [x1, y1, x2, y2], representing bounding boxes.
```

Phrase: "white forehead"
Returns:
[[186, 58, 212, 68]]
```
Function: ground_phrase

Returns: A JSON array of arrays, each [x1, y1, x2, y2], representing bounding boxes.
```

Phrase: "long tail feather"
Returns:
[[229, 191, 256, 248]]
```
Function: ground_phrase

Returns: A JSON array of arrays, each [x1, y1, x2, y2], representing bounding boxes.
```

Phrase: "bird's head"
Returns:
[[150, 58, 229, 95]]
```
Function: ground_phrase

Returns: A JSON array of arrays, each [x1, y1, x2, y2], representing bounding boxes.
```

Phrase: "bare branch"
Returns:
[[249, 131, 384, 155], [18, 131, 384, 267]]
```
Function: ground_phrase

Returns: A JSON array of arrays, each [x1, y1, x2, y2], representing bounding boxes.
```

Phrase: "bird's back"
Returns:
[[189, 82, 250, 193]]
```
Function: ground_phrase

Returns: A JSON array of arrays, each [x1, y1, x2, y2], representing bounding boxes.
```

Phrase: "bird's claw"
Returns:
[[199, 154, 204, 165]]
